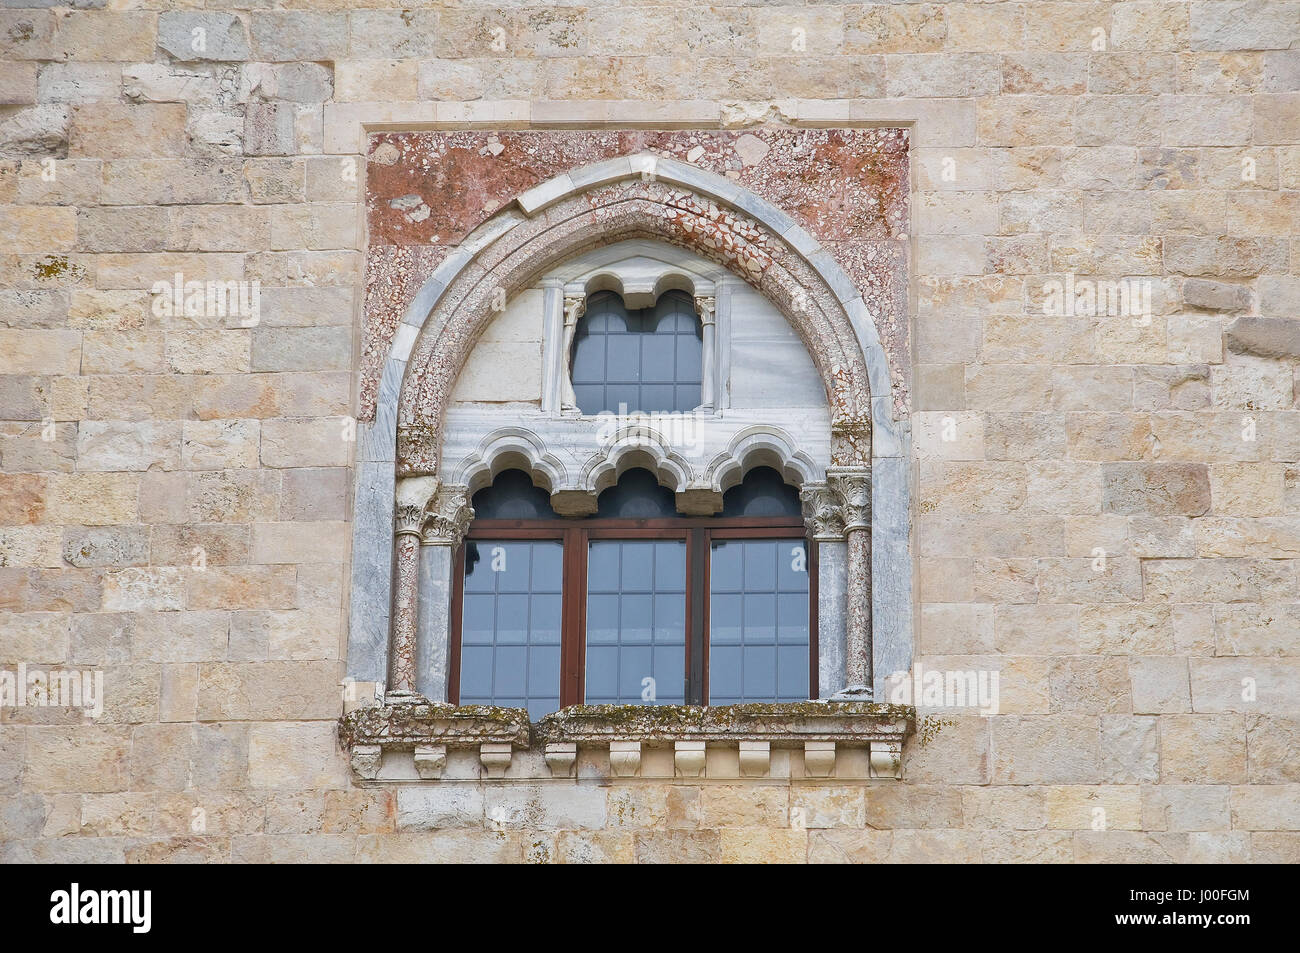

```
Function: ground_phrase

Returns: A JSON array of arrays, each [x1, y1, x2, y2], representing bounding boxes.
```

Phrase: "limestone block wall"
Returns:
[[1, 2, 1298, 863]]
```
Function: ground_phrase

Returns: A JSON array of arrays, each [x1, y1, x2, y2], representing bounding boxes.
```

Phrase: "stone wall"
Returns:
[[2, 2, 1298, 863]]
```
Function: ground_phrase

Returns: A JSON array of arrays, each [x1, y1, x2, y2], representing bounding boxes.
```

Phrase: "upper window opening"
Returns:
[[471, 469, 556, 520], [720, 466, 802, 518], [595, 467, 676, 519], [571, 290, 702, 415]]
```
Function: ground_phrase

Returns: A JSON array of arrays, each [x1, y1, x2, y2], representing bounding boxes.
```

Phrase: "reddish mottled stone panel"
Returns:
[[360, 128, 910, 420]]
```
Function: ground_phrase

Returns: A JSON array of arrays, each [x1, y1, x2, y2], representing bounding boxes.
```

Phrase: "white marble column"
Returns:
[[800, 483, 847, 700], [559, 292, 586, 413], [695, 294, 716, 412], [416, 484, 474, 704]]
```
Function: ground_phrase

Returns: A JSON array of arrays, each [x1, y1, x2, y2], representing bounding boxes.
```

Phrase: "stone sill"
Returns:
[[339, 701, 913, 781]]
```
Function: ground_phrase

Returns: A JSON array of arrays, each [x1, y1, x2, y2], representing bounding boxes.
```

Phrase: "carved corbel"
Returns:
[[350, 744, 382, 781], [480, 743, 513, 779], [414, 744, 447, 780], [738, 741, 771, 778], [869, 740, 902, 780], [545, 742, 578, 778], [674, 741, 707, 778], [804, 740, 836, 779], [608, 741, 641, 777]]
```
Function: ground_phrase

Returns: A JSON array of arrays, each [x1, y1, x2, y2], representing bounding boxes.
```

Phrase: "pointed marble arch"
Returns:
[[348, 152, 912, 701]]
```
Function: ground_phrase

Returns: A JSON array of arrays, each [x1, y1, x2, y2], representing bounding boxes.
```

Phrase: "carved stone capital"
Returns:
[[827, 467, 871, 532], [800, 482, 845, 541], [562, 292, 586, 327], [394, 475, 439, 538], [694, 294, 716, 326], [394, 502, 427, 538], [422, 484, 474, 546]]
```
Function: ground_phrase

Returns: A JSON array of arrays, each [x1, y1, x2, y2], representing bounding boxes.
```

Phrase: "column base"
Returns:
[[384, 689, 444, 706]]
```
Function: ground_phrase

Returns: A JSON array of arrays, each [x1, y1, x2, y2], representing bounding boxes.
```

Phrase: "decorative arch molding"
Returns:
[[348, 152, 912, 707], [580, 425, 692, 494], [704, 426, 820, 495], [451, 427, 567, 497]]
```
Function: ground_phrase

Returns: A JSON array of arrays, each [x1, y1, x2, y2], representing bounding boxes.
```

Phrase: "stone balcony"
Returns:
[[338, 701, 914, 782]]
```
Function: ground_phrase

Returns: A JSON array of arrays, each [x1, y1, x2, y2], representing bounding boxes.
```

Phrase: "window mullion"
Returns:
[[561, 527, 587, 707], [687, 528, 709, 706]]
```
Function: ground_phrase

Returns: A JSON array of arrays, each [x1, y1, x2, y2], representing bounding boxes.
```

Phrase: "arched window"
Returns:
[[571, 290, 703, 415], [449, 466, 814, 719]]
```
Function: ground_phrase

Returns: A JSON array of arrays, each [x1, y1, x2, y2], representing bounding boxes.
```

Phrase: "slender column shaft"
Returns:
[[695, 295, 717, 412], [389, 520, 423, 695], [560, 293, 585, 412], [844, 527, 871, 689]]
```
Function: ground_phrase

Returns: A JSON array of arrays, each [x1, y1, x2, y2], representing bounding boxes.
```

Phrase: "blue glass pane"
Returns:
[[459, 646, 494, 697], [711, 541, 743, 592], [495, 594, 529, 643], [620, 543, 653, 590], [710, 645, 742, 699], [777, 593, 808, 642], [606, 339, 641, 381], [586, 593, 621, 643], [494, 646, 528, 695], [641, 336, 676, 383], [675, 336, 702, 383], [743, 541, 777, 591], [654, 593, 685, 642], [710, 594, 743, 644], [777, 645, 810, 698], [605, 383, 640, 415], [742, 646, 777, 697], [530, 593, 562, 643], [674, 384, 700, 412], [457, 539, 564, 718], [572, 338, 605, 379], [573, 383, 604, 411], [640, 383, 676, 411], [587, 547, 621, 593], [778, 543, 809, 589], [708, 537, 810, 703]]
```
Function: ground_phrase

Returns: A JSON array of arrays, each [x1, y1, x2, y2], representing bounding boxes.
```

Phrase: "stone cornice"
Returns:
[[339, 703, 531, 751], [534, 702, 912, 746], [339, 702, 913, 780]]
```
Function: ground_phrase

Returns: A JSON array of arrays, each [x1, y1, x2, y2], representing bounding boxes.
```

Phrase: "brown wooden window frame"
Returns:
[[448, 515, 818, 710]]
